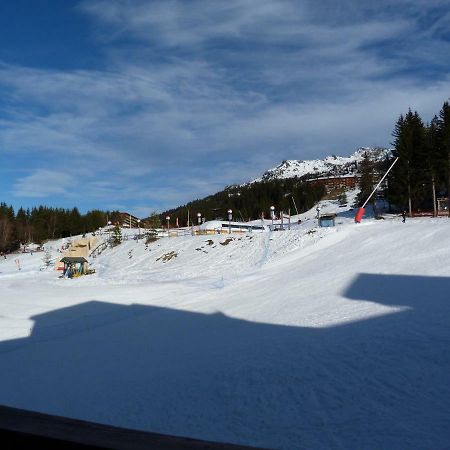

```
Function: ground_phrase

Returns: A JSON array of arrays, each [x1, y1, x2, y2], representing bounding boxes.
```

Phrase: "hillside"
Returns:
[[160, 147, 391, 223], [0, 197, 449, 449]]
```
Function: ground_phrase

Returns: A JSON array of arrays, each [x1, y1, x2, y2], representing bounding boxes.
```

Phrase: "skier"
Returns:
[[401, 210, 406, 223]]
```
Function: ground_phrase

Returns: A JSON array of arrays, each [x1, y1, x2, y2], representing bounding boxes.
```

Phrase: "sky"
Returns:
[[1, 0, 450, 216]]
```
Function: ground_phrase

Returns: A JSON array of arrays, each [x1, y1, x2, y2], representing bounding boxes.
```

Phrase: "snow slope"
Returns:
[[0, 205, 449, 449]]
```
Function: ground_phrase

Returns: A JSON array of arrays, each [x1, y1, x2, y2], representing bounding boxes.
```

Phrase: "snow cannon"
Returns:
[[354, 207, 365, 223]]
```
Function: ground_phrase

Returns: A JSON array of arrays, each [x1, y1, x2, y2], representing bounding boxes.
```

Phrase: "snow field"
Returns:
[[0, 204, 449, 449]]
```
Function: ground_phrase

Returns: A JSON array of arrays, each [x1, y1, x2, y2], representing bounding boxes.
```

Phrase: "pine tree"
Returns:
[[69, 207, 82, 236], [42, 250, 52, 268], [338, 191, 348, 206], [424, 117, 442, 215], [0, 203, 17, 252], [16, 207, 28, 244], [146, 212, 161, 229], [437, 101, 450, 216], [389, 110, 426, 214], [111, 225, 122, 247], [355, 152, 374, 207]]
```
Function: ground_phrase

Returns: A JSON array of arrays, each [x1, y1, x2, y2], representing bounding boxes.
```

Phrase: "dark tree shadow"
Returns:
[[0, 273, 449, 449]]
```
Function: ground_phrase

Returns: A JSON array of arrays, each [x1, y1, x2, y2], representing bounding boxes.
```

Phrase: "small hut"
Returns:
[[60, 256, 88, 278], [319, 214, 336, 228]]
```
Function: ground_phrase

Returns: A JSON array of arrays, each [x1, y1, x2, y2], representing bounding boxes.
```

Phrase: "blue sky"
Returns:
[[1, 0, 450, 216]]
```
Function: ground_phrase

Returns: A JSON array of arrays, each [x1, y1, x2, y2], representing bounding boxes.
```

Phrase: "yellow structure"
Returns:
[[55, 236, 98, 271]]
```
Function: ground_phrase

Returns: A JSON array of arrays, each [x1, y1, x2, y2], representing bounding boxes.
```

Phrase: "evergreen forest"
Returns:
[[0, 206, 121, 253], [160, 178, 326, 226], [387, 101, 450, 215]]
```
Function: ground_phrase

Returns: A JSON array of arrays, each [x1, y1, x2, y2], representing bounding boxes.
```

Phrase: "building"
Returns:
[[306, 175, 359, 193], [60, 256, 89, 277], [306, 171, 387, 195], [117, 212, 141, 228], [319, 214, 336, 227], [198, 220, 267, 234], [55, 236, 98, 271]]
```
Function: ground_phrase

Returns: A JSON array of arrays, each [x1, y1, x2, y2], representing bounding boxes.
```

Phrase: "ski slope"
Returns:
[[0, 202, 449, 449]]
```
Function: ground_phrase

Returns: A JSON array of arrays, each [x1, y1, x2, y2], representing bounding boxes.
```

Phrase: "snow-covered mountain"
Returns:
[[251, 147, 392, 183]]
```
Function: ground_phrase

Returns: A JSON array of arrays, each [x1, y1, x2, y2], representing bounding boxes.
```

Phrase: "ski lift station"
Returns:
[[318, 214, 336, 227]]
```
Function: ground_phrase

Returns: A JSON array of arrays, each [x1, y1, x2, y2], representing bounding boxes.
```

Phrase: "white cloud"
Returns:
[[14, 170, 75, 198]]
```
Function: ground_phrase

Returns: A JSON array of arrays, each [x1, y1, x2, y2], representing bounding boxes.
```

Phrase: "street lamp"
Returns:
[[166, 216, 170, 236], [197, 212, 202, 225], [270, 205, 275, 230], [137, 219, 141, 240], [227, 209, 232, 234]]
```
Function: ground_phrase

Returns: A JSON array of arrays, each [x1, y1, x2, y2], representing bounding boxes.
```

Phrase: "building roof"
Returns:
[[119, 212, 140, 220], [319, 214, 337, 219], [60, 257, 88, 263]]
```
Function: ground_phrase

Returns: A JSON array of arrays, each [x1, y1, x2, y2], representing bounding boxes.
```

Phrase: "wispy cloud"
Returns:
[[14, 169, 75, 198], [1, 0, 450, 214]]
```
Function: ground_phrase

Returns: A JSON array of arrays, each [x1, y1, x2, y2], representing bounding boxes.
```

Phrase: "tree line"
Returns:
[[160, 177, 326, 226], [387, 101, 450, 215], [0, 205, 121, 253]]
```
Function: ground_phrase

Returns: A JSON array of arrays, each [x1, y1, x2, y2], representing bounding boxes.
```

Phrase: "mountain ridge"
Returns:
[[158, 147, 392, 221], [249, 147, 392, 184]]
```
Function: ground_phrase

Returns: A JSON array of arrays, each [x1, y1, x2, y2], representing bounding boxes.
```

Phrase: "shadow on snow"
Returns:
[[0, 273, 449, 449]]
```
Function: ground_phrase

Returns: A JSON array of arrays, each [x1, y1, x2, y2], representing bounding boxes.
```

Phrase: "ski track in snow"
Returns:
[[0, 198, 449, 449]]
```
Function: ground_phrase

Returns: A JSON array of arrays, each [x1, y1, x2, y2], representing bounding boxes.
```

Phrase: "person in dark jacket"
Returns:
[[401, 210, 406, 223]]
